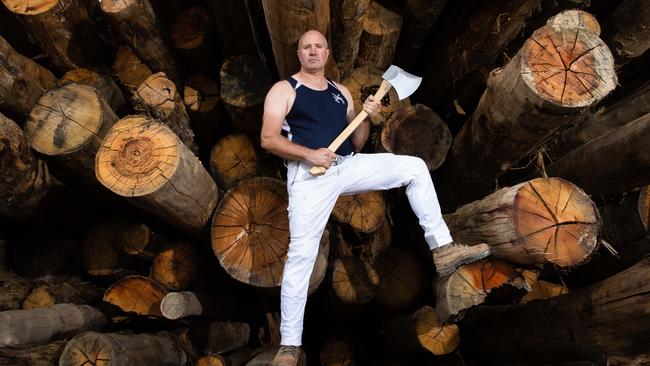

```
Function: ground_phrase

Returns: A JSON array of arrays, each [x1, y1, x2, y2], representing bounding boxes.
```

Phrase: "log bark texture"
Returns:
[[96, 115, 219, 232], [22, 277, 103, 309], [602, 0, 650, 62], [394, 0, 446, 70], [600, 186, 649, 246], [444, 178, 601, 268], [356, 1, 402, 71], [181, 321, 250, 356], [0, 271, 33, 311], [330, 0, 371, 78], [0, 340, 66, 366]]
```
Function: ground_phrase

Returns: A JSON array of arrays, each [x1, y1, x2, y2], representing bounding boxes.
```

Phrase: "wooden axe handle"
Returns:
[[309, 79, 393, 176]]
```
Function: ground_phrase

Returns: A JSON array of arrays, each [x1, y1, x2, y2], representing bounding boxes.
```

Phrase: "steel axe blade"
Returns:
[[382, 65, 422, 100]]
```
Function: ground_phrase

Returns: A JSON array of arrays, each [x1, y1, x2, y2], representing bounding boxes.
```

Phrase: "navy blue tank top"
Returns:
[[283, 77, 353, 156]]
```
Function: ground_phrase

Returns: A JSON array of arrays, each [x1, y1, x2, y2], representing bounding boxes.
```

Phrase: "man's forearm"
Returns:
[[261, 134, 313, 161]]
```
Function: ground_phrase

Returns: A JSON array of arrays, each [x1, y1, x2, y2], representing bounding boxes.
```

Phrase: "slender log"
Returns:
[[601, 186, 649, 246], [261, 0, 330, 79], [23, 83, 119, 184], [383, 305, 459, 355], [330, 0, 371, 78], [465, 257, 650, 363], [112, 45, 152, 93], [440, 22, 616, 205], [133, 72, 199, 155], [2, 0, 102, 71], [0, 35, 56, 116], [151, 242, 198, 291], [374, 247, 426, 309], [22, 277, 103, 309], [209, 134, 258, 189], [435, 259, 529, 322], [219, 55, 272, 135], [602, 0, 650, 62], [331, 191, 385, 233], [103, 275, 168, 317], [332, 256, 379, 304], [342, 65, 407, 126], [58, 67, 126, 115], [0, 113, 54, 220], [171, 5, 219, 77], [320, 339, 355, 366], [96, 115, 220, 232], [100, 0, 180, 84], [543, 113, 650, 197], [0, 339, 66, 366], [0, 303, 106, 347], [380, 104, 451, 171], [394, 0, 446, 70], [547, 9, 601, 36], [211, 177, 288, 287], [184, 73, 226, 159], [0, 271, 33, 311], [160, 291, 229, 320], [444, 178, 601, 268], [356, 1, 402, 71], [181, 321, 250, 356], [59, 331, 187, 366]]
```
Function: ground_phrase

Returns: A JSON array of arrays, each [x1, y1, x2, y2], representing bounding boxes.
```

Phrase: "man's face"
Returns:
[[297, 31, 329, 71]]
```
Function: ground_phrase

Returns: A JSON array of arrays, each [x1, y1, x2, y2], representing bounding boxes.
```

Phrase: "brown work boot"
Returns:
[[272, 345, 305, 366], [432, 242, 491, 275]]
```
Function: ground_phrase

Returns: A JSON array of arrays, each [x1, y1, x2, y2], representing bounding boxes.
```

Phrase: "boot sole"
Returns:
[[436, 248, 491, 276]]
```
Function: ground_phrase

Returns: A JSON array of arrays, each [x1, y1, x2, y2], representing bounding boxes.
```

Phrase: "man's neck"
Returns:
[[296, 69, 327, 88]]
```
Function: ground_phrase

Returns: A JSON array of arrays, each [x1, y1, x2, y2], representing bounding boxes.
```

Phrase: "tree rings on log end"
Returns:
[[103, 275, 167, 317], [2, 0, 58, 15], [184, 74, 220, 112], [171, 6, 210, 50], [332, 256, 378, 304], [135, 72, 179, 118], [375, 247, 426, 309], [151, 242, 197, 290], [342, 66, 406, 126], [412, 306, 459, 355], [331, 191, 385, 233], [209, 134, 258, 189], [211, 177, 289, 287], [521, 24, 616, 108]]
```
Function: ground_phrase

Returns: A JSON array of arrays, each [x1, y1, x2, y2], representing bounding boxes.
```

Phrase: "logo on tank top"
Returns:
[[332, 93, 344, 104]]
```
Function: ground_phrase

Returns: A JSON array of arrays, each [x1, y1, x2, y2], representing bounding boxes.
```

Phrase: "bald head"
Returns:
[[298, 30, 328, 50]]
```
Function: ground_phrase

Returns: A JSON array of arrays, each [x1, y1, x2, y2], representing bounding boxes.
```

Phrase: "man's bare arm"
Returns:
[[338, 84, 379, 152]]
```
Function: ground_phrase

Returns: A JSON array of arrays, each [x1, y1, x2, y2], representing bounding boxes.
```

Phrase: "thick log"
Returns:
[[0, 113, 54, 220], [440, 22, 617, 205], [320, 339, 354, 366], [22, 277, 103, 309], [58, 67, 126, 115], [380, 104, 451, 171], [543, 113, 650, 197], [383, 305, 459, 355], [330, 0, 371, 78], [220, 55, 272, 135], [133, 72, 199, 155], [184, 73, 226, 159], [435, 259, 529, 322], [100, 0, 180, 84], [393, 0, 446, 70], [332, 191, 385, 233], [181, 321, 250, 356], [0, 35, 56, 117], [601, 186, 649, 246], [465, 257, 650, 363], [374, 247, 426, 309], [445, 178, 601, 268], [0, 303, 106, 347], [602, 0, 650, 62], [0, 340, 65, 366], [23, 83, 119, 184], [211, 177, 288, 287], [332, 256, 378, 304], [0, 271, 33, 311], [355, 1, 402, 71], [2, 0, 102, 71], [171, 6, 219, 76], [261, 0, 329, 79], [59, 331, 187, 366], [103, 275, 168, 317], [112, 44, 152, 93], [96, 115, 219, 232], [151, 242, 198, 291], [209, 134, 258, 189], [342, 66, 407, 126]]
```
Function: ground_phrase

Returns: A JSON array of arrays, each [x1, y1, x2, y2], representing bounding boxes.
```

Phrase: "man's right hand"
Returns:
[[306, 148, 336, 168]]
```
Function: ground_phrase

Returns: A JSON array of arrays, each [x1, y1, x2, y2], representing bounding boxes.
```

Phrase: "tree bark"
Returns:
[[600, 186, 649, 247], [2, 0, 103, 71], [58, 67, 126, 115], [0, 35, 56, 117], [383, 305, 459, 355], [170, 5, 219, 77], [261, 0, 330, 79], [444, 178, 601, 268], [133, 72, 199, 155], [23, 83, 119, 184], [103, 275, 168, 317], [330, 0, 371, 78], [393, 0, 446, 70], [546, 9, 601, 36], [331, 191, 385, 233], [112, 44, 152, 93], [100, 0, 180, 84], [59, 331, 187, 366], [440, 22, 617, 205], [151, 242, 198, 291], [181, 321, 250, 356], [209, 134, 258, 189], [355, 1, 402, 71], [0, 271, 33, 311], [380, 104, 451, 171], [602, 0, 650, 62], [211, 177, 288, 287], [21, 277, 103, 309], [332, 256, 379, 304], [374, 247, 426, 309], [96, 115, 219, 232], [465, 257, 650, 363], [0, 339, 66, 366], [0, 303, 106, 347]]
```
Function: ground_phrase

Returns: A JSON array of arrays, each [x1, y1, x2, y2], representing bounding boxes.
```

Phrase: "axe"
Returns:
[[309, 65, 422, 176]]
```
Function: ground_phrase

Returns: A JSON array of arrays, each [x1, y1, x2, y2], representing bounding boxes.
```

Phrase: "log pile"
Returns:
[[1, 2, 649, 366]]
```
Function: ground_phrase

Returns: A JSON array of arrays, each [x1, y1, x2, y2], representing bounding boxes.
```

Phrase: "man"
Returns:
[[261, 30, 490, 366]]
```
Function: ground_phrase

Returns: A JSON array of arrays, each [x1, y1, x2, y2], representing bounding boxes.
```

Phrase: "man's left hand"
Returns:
[[363, 95, 381, 118]]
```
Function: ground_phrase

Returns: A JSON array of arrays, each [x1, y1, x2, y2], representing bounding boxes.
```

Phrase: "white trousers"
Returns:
[[280, 153, 453, 346]]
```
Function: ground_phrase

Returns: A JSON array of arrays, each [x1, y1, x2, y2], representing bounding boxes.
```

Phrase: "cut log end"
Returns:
[[332, 256, 378, 304], [151, 243, 197, 290], [342, 66, 405, 126], [171, 6, 210, 50], [209, 134, 257, 188], [160, 291, 203, 320], [95, 116, 180, 197], [331, 191, 385, 233], [546, 9, 601, 36], [100, 0, 135, 13], [521, 24, 616, 108], [103, 275, 167, 317], [413, 306, 460, 355], [375, 248, 426, 308], [136, 72, 177, 116], [113, 45, 152, 93], [2, 0, 58, 15], [184, 74, 220, 112]]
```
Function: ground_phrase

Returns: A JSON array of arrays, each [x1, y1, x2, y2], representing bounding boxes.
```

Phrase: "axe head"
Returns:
[[382, 65, 422, 100]]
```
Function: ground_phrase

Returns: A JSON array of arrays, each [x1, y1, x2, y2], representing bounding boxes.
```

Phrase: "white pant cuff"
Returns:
[[425, 235, 453, 250]]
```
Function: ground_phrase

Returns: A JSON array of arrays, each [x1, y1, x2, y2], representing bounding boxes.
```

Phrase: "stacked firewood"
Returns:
[[1, 0, 649, 365]]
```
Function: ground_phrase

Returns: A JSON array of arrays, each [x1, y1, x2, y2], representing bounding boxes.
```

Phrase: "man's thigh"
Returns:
[[341, 153, 425, 195]]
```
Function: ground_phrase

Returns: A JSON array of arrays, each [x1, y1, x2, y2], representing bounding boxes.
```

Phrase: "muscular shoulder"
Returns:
[[264, 80, 296, 118], [267, 80, 295, 98], [333, 82, 353, 103]]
